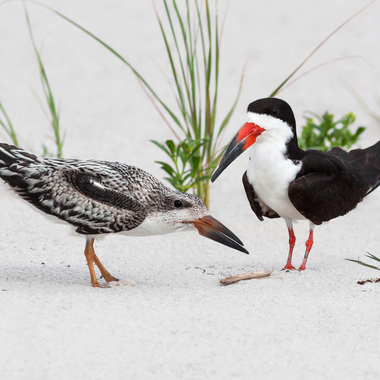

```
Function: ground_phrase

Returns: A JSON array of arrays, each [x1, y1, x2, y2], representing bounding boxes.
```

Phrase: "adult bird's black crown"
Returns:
[[0, 143, 248, 287]]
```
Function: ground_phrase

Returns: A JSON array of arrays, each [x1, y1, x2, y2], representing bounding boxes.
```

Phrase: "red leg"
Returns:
[[282, 227, 296, 270], [299, 227, 314, 271]]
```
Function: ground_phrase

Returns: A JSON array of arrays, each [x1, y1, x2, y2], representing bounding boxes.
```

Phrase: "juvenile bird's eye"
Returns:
[[174, 200, 183, 208]]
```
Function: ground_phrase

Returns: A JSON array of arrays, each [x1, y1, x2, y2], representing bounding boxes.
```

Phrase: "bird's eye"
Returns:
[[174, 200, 183, 208], [273, 107, 279, 116]]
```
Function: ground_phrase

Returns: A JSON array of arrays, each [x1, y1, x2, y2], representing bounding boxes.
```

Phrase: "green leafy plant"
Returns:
[[151, 138, 210, 193], [298, 111, 366, 151], [347, 253, 380, 271]]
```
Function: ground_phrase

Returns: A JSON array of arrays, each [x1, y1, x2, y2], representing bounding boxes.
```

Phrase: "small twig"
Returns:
[[357, 278, 380, 285], [220, 269, 273, 285]]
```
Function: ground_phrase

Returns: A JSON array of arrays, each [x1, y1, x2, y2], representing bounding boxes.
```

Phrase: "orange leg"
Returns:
[[93, 251, 119, 283], [84, 238, 103, 288], [84, 237, 118, 287]]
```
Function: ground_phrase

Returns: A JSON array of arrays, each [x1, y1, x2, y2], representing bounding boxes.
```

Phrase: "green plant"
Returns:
[[347, 253, 380, 271], [23, 0, 244, 207], [147, 0, 246, 207], [1, 0, 375, 206], [0, 101, 19, 145], [151, 138, 210, 193], [269, 0, 375, 98], [298, 111, 366, 151], [23, 1, 64, 157], [9, 1, 238, 206], [0, 3, 64, 157]]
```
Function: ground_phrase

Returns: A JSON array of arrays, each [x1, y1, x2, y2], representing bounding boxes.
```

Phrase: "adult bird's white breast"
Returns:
[[246, 111, 305, 220]]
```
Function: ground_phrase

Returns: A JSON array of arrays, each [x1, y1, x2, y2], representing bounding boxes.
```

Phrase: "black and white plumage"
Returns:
[[0, 143, 248, 287], [211, 98, 380, 270]]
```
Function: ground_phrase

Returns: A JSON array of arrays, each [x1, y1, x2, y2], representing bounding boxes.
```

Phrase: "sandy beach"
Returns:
[[0, 1, 379, 379]]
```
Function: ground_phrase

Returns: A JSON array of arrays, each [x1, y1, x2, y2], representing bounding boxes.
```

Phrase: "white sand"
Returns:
[[0, 1, 379, 379]]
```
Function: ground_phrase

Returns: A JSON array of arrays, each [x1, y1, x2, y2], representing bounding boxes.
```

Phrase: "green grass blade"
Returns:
[[172, 0, 198, 137], [194, 0, 207, 164], [365, 253, 380, 263], [150, 139, 171, 156], [13, 0, 239, 207], [0, 101, 19, 145], [210, 0, 220, 136], [138, 80, 182, 141], [192, 3, 203, 134], [346, 252, 380, 270], [203, 0, 212, 130], [195, 0, 207, 71], [185, 0, 199, 137], [163, 0, 193, 129], [277, 56, 369, 95], [23, 0, 63, 156], [215, 58, 248, 141], [153, 1, 187, 129], [346, 259, 380, 271], [26, 0, 184, 133], [269, 0, 376, 97]]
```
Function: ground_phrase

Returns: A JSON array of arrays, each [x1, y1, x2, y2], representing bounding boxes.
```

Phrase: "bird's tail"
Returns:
[[0, 143, 41, 169], [364, 140, 380, 195], [365, 140, 380, 164], [0, 143, 44, 192]]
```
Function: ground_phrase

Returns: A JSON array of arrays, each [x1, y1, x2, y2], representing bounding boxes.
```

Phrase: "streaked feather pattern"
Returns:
[[0, 144, 202, 235]]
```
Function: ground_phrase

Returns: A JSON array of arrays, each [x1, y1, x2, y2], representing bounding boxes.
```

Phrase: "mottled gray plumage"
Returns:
[[0, 143, 247, 287], [0, 143, 205, 235]]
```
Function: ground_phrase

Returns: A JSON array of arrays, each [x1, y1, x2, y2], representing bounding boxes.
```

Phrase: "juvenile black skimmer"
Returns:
[[0, 143, 247, 287], [212, 98, 380, 270]]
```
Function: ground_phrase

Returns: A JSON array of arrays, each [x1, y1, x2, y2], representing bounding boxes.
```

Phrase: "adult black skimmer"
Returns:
[[0, 143, 248, 287], [212, 98, 380, 270]]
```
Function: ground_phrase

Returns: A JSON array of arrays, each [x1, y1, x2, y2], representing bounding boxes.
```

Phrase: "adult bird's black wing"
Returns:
[[242, 171, 280, 221], [288, 146, 380, 225]]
